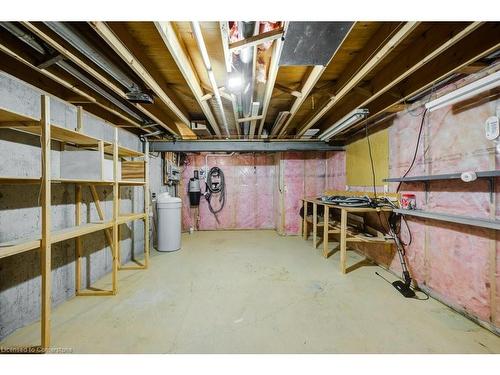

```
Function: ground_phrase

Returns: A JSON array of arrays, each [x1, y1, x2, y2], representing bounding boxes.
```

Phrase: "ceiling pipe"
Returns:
[[0, 22, 150, 126], [191, 21, 231, 138], [44, 22, 146, 97]]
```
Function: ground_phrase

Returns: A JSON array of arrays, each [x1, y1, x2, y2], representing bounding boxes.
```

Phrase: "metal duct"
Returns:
[[44, 22, 144, 96], [0, 22, 153, 126]]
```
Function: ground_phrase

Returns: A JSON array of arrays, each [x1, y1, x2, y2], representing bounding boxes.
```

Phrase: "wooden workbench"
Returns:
[[301, 195, 397, 274]]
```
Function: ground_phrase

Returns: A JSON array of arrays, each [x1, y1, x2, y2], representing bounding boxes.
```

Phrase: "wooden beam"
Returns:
[[347, 23, 500, 138], [22, 22, 174, 136], [274, 82, 302, 98], [75, 184, 82, 295], [248, 102, 260, 139], [112, 128, 119, 294], [237, 114, 263, 123], [0, 42, 147, 132], [319, 22, 483, 136], [40, 95, 51, 349], [275, 65, 325, 137], [219, 21, 232, 72], [89, 22, 191, 132], [154, 22, 222, 138], [297, 22, 420, 137], [229, 27, 284, 52], [257, 22, 288, 137]]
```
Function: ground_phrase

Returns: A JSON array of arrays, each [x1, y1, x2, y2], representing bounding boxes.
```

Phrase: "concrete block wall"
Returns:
[[0, 72, 144, 340]]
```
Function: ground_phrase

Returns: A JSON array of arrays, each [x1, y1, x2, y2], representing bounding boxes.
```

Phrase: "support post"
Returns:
[[340, 208, 347, 274], [75, 185, 82, 295], [323, 205, 329, 258], [144, 140, 150, 268], [40, 95, 51, 349], [313, 202, 317, 248], [112, 128, 119, 294]]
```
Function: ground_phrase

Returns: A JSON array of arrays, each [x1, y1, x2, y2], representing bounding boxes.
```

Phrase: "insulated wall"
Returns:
[[179, 151, 347, 234], [345, 69, 500, 333]]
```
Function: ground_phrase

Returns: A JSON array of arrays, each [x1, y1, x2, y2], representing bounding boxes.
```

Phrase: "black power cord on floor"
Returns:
[[364, 110, 430, 300]]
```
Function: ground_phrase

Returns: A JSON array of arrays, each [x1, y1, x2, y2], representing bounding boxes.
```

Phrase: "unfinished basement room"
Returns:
[[1, 2, 500, 369]]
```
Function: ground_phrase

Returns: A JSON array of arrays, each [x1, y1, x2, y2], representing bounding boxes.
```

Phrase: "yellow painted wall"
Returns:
[[346, 128, 389, 186]]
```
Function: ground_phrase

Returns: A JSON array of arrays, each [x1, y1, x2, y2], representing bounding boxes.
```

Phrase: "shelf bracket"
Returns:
[[487, 177, 495, 204]]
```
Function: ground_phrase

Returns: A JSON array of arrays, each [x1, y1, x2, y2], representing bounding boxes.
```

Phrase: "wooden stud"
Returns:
[[144, 140, 150, 268], [275, 65, 326, 137], [298, 22, 420, 137], [75, 184, 82, 295], [313, 202, 317, 249], [229, 27, 284, 52], [154, 21, 222, 137], [302, 200, 308, 240], [257, 22, 288, 137], [89, 22, 190, 131], [40, 95, 51, 349], [340, 208, 347, 273], [322, 205, 329, 258], [112, 128, 119, 294]]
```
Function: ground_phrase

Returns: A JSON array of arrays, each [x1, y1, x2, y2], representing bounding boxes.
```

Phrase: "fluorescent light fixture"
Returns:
[[425, 71, 500, 112], [319, 108, 369, 141], [301, 128, 320, 139]]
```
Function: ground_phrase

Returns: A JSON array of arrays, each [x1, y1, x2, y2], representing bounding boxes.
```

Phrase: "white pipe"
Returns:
[[191, 22, 231, 138]]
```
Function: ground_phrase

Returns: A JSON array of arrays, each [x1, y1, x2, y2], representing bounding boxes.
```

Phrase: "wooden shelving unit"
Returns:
[[0, 95, 150, 350]]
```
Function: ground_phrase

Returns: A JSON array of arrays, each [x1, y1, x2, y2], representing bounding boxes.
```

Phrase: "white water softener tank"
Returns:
[[157, 192, 182, 252]]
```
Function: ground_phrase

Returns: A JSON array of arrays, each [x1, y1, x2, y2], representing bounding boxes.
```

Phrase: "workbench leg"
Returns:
[[313, 203, 317, 248], [340, 208, 347, 274], [302, 201, 308, 240], [322, 205, 329, 258]]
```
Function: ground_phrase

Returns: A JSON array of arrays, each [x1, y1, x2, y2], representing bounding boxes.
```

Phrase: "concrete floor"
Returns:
[[1, 230, 500, 353]]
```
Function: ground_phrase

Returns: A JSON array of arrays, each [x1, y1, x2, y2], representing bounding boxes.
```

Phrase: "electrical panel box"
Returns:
[[165, 159, 181, 184]]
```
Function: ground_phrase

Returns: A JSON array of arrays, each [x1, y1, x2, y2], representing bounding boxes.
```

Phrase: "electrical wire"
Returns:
[[205, 166, 226, 223]]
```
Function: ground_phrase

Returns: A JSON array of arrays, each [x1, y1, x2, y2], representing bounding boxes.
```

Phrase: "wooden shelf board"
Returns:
[[104, 144, 144, 158], [0, 221, 114, 259], [10, 123, 110, 147], [0, 176, 41, 184], [117, 213, 146, 225], [393, 209, 500, 230], [0, 176, 115, 185], [118, 180, 146, 186], [0, 106, 39, 123]]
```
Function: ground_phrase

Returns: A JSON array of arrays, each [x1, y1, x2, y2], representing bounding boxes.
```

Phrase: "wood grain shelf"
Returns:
[[117, 213, 146, 225], [393, 209, 500, 230], [0, 106, 38, 124], [0, 176, 115, 185], [118, 180, 146, 186], [104, 144, 144, 158], [0, 221, 114, 259]]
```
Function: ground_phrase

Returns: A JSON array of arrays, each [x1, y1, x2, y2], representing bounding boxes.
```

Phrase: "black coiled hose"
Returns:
[[205, 166, 225, 222]]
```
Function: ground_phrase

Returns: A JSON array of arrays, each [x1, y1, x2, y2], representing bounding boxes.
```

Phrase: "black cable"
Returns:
[[396, 108, 428, 193], [205, 166, 226, 223], [365, 123, 377, 199]]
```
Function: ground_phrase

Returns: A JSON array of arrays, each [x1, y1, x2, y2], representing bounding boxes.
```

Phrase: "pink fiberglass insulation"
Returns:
[[180, 153, 275, 231], [349, 73, 499, 330], [326, 151, 346, 190]]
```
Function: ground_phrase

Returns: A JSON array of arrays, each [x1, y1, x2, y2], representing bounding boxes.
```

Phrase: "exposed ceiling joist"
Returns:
[[297, 21, 420, 138], [21, 21, 172, 136], [229, 27, 284, 53], [154, 21, 222, 138], [0, 41, 149, 132], [274, 82, 302, 98], [347, 24, 500, 138], [275, 65, 325, 137], [89, 22, 192, 135], [257, 21, 288, 137], [320, 22, 483, 132]]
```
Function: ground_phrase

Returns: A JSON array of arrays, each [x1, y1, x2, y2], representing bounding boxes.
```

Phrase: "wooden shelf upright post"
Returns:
[[40, 95, 51, 349], [112, 128, 119, 294], [144, 140, 150, 268]]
